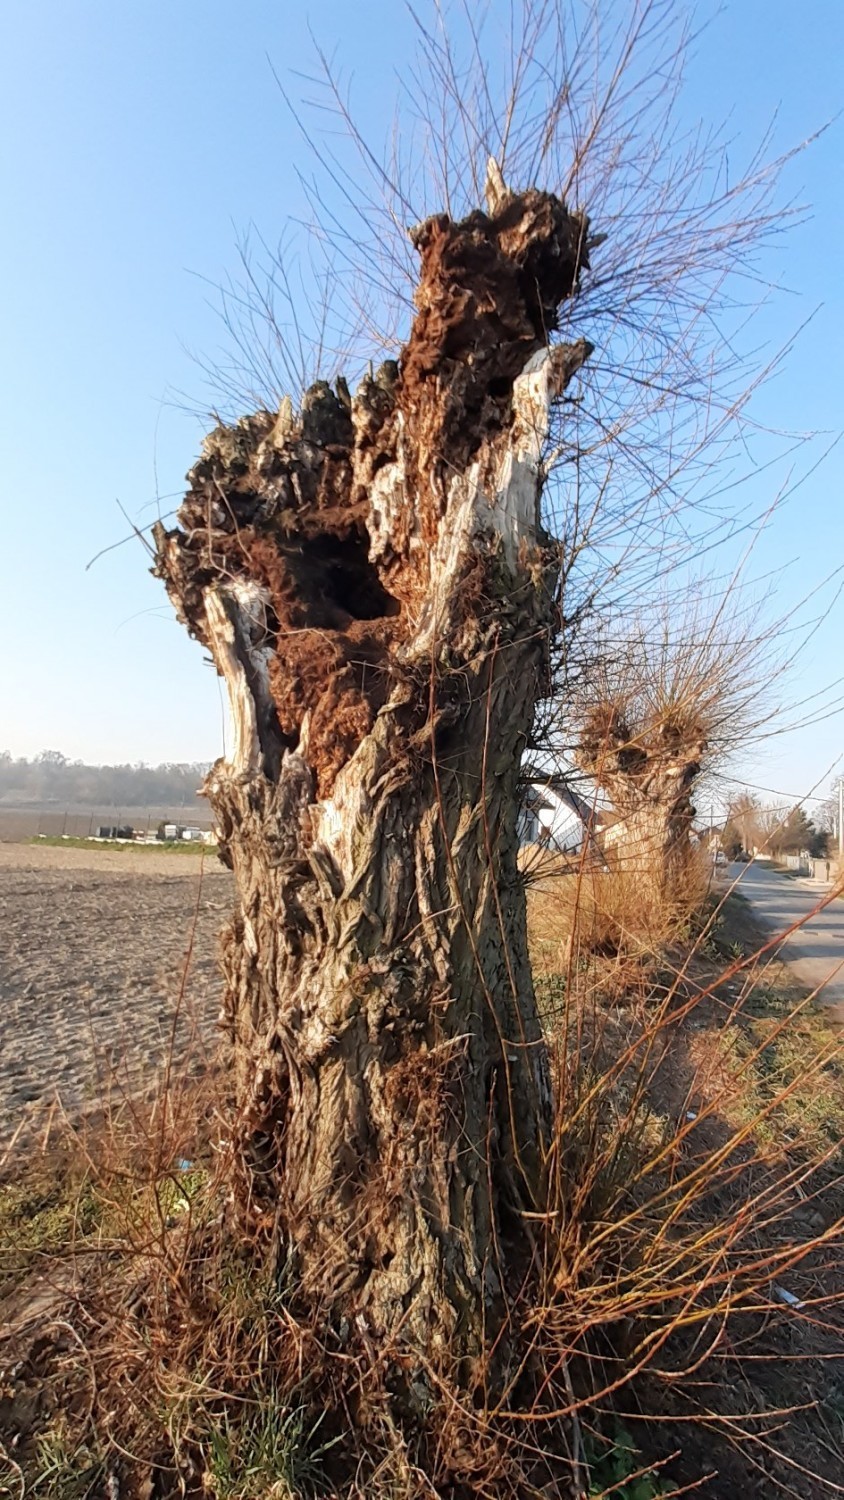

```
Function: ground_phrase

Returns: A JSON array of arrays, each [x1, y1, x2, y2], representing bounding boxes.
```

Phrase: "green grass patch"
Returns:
[[0, 1157, 210, 1296], [0, 1171, 102, 1293], [586, 1423, 670, 1497], [29, 835, 213, 854], [30, 1418, 109, 1500], [195, 1401, 340, 1500]]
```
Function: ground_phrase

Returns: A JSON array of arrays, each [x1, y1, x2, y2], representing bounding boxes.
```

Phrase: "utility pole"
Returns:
[[839, 777, 843, 860]]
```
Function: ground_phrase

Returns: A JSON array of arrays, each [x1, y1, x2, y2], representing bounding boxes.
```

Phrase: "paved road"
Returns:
[[727, 860, 844, 1021]]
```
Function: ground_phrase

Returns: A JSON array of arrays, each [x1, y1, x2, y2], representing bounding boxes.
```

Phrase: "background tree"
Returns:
[[818, 774, 843, 852], [810, 823, 830, 858], [763, 802, 824, 858], [0, 753, 210, 810], [724, 790, 763, 855], [570, 588, 776, 892]]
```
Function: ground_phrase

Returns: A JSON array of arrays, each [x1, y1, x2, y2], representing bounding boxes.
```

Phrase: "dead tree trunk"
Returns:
[[154, 171, 591, 1379]]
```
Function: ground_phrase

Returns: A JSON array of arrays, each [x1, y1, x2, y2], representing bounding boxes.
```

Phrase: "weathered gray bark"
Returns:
[[154, 169, 591, 1382]]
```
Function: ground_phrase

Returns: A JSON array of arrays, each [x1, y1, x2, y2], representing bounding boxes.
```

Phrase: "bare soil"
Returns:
[[0, 842, 232, 1148]]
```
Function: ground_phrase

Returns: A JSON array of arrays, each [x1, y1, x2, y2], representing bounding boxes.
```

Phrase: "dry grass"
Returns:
[[523, 865, 844, 1496], [0, 1067, 224, 1496], [528, 851, 711, 1009], [2, 857, 843, 1499]]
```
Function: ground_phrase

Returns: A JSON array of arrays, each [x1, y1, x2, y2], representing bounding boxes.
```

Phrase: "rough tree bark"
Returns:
[[154, 167, 592, 1384], [577, 705, 704, 890]]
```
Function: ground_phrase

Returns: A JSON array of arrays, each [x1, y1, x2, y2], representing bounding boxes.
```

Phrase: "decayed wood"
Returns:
[[153, 165, 591, 1388]]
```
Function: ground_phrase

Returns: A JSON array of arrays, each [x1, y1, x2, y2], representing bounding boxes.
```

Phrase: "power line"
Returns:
[[711, 770, 833, 804]]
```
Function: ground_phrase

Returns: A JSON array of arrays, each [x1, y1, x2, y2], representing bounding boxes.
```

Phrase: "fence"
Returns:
[[781, 852, 840, 882], [0, 806, 214, 843]]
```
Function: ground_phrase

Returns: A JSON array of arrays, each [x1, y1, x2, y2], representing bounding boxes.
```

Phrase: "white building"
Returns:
[[518, 774, 604, 858]]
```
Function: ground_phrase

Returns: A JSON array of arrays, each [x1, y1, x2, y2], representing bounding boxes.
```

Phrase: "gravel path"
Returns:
[[0, 843, 233, 1145]]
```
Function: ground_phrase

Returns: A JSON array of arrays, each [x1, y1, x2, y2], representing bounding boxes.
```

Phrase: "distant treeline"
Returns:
[[0, 751, 211, 809]]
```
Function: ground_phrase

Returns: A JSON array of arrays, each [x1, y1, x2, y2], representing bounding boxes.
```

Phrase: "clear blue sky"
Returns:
[[1, 1, 841, 811]]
